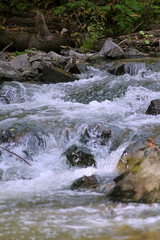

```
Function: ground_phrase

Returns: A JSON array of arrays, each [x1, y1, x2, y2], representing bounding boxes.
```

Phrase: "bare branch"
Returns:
[[0, 146, 32, 166]]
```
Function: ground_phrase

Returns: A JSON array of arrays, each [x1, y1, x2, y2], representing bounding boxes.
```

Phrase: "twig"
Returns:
[[2, 42, 13, 52], [133, 23, 143, 33], [119, 39, 128, 45], [0, 146, 32, 166]]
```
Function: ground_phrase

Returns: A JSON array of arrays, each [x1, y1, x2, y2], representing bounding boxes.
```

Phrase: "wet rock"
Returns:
[[0, 168, 3, 180], [117, 138, 153, 174], [10, 54, 31, 72], [0, 61, 21, 81], [64, 144, 96, 167], [100, 40, 124, 59], [0, 125, 46, 157], [108, 61, 141, 75], [41, 65, 77, 83], [80, 124, 111, 146], [0, 84, 17, 104], [110, 147, 160, 203], [70, 175, 99, 190], [146, 99, 160, 115], [110, 136, 160, 203]]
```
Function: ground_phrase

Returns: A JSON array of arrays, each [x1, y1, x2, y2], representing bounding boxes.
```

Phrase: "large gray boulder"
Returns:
[[100, 40, 124, 59], [0, 61, 21, 81], [110, 137, 160, 203], [10, 54, 31, 72]]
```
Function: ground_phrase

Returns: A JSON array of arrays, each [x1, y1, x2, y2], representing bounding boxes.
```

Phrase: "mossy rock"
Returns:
[[70, 175, 99, 190], [117, 139, 152, 174], [111, 147, 160, 203]]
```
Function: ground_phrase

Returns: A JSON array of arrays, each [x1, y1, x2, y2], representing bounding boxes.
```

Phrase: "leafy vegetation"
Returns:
[[0, 0, 160, 51], [139, 30, 154, 45]]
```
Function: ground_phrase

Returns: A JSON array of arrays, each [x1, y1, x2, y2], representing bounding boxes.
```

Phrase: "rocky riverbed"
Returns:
[[0, 37, 160, 239]]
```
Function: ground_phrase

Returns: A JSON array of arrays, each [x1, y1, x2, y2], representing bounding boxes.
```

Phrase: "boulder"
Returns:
[[108, 61, 142, 75], [125, 49, 148, 58], [10, 54, 31, 72], [146, 99, 160, 115], [70, 175, 99, 190], [117, 138, 154, 174], [0, 61, 21, 81], [100, 40, 124, 59], [64, 144, 96, 167], [110, 137, 160, 203], [110, 147, 160, 203], [80, 124, 111, 146], [41, 65, 77, 83]]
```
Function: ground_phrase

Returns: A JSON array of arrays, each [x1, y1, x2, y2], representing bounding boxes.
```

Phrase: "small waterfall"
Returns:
[[124, 62, 144, 75]]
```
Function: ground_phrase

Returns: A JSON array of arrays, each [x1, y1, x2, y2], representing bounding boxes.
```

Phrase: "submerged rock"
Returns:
[[70, 175, 99, 190], [0, 84, 17, 104], [80, 124, 111, 146], [110, 137, 160, 203], [146, 99, 160, 115], [0, 168, 3, 180], [100, 40, 124, 59], [0, 125, 46, 158], [64, 144, 96, 167]]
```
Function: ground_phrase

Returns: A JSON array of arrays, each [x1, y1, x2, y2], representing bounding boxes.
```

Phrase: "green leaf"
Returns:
[[145, 39, 150, 45], [139, 31, 144, 35]]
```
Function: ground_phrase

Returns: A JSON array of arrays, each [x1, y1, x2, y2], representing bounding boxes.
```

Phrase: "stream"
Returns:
[[0, 58, 160, 239]]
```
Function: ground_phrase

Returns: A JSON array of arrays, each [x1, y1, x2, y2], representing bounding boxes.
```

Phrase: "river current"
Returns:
[[0, 59, 160, 239]]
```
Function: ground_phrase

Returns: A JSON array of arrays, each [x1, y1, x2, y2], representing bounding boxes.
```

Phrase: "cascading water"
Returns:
[[0, 59, 160, 240]]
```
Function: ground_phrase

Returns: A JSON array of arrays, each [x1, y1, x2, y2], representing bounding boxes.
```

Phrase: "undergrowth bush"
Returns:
[[0, 0, 160, 52]]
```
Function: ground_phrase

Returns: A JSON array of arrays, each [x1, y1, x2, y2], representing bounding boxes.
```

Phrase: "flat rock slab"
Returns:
[[41, 65, 77, 83]]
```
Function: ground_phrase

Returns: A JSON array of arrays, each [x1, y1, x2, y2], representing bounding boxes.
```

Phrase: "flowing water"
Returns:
[[0, 58, 160, 240]]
